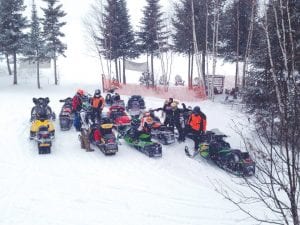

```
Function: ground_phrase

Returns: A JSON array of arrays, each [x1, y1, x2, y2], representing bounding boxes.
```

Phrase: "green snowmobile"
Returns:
[[123, 118, 162, 157]]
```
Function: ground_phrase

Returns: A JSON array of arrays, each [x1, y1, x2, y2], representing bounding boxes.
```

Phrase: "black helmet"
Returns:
[[131, 118, 140, 127], [94, 89, 101, 97], [114, 93, 120, 101], [37, 107, 48, 120], [193, 106, 201, 114]]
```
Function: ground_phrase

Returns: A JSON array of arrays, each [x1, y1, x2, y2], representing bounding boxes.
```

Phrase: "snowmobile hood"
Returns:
[[115, 115, 131, 125]]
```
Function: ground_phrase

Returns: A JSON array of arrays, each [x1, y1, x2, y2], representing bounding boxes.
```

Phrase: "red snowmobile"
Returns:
[[108, 105, 131, 136]]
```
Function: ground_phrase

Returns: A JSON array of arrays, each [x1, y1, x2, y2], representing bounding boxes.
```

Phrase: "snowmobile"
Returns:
[[92, 117, 118, 155], [30, 98, 55, 154], [175, 75, 185, 86], [151, 122, 176, 145], [59, 97, 73, 131], [185, 129, 255, 177], [126, 95, 146, 118], [123, 125, 162, 158], [105, 88, 125, 107], [108, 105, 131, 136]]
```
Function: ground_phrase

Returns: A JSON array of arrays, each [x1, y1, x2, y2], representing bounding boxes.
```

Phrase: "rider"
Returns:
[[185, 106, 207, 151], [72, 89, 84, 131], [90, 89, 105, 123]]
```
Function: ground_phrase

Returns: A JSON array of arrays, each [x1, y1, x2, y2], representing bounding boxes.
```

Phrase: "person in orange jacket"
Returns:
[[90, 89, 105, 123], [185, 106, 207, 151]]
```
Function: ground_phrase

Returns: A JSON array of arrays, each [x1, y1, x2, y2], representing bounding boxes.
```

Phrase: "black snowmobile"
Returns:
[[105, 88, 125, 107], [149, 112, 175, 145], [185, 129, 255, 177], [59, 97, 74, 131], [123, 118, 162, 157], [91, 117, 118, 155], [126, 95, 146, 117]]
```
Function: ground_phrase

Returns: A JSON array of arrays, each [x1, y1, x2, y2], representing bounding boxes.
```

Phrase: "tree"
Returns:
[[0, 0, 27, 84], [138, 0, 168, 86], [116, 0, 138, 84], [218, 1, 300, 224], [41, 0, 67, 85], [219, 0, 258, 88], [24, 0, 46, 89], [172, 0, 212, 88]]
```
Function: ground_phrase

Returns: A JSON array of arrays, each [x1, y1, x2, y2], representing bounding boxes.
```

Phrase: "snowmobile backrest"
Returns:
[[100, 123, 113, 130], [110, 105, 125, 112]]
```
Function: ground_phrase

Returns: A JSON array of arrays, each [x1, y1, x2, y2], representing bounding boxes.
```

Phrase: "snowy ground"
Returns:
[[0, 0, 266, 224], [0, 75, 264, 225]]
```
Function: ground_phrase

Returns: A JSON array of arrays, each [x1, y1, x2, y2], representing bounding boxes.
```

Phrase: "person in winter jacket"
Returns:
[[185, 106, 207, 150], [90, 89, 105, 123], [72, 89, 84, 131], [138, 111, 154, 133], [155, 100, 186, 142]]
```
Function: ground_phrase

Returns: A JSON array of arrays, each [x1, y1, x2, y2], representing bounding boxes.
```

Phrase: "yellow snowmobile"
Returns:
[[30, 98, 55, 154]]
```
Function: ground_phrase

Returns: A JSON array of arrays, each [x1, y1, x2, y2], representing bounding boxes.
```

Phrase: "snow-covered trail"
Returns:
[[0, 81, 259, 225]]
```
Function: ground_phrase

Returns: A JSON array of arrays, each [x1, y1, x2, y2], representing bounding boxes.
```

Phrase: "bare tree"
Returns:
[[215, 1, 300, 224]]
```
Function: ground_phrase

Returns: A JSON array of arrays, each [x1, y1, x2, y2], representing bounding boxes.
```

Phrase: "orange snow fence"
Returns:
[[102, 76, 206, 102]]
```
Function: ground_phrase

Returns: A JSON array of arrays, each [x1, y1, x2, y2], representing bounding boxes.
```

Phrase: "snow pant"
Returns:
[[168, 120, 185, 141], [91, 108, 102, 123], [185, 127, 204, 150], [74, 112, 81, 131]]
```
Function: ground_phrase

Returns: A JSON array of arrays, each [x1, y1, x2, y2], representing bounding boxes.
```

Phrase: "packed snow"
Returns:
[[0, 0, 268, 225]]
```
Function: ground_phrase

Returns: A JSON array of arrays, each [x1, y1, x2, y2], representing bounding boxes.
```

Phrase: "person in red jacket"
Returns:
[[185, 106, 207, 151], [72, 89, 84, 131]]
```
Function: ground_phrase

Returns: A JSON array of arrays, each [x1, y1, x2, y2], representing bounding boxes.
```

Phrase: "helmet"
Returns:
[[131, 118, 140, 127], [193, 106, 201, 114], [77, 89, 84, 96], [144, 112, 151, 117], [169, 97, 173, 103], [171, 102, 177, 109], [94, 89, 101, 97], [37, 107, 48, 120], [114, 93, 120, 101]]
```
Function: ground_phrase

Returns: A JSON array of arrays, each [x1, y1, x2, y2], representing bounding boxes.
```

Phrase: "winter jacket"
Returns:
[[72, 94, 82, 112], [91, 96, 105, 110], [187, 112, 207, 132]]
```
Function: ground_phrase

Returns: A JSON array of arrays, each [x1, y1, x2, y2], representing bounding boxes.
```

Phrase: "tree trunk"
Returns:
[[188, 50, 191, 89], [13, 52, 17, 85], [5, 53, 12, 76], [191, 53, 194, 86], [242, 0, 255, 88], [151, 53, 154, 87], [122, 56, 126, 84], [114, 58, 118, 81], [202, 51, 206, 89], [235, 0, 240, 89], [118, 58, 122, 83], [37, 58, 41, 89], [54, 52, 58, 85]]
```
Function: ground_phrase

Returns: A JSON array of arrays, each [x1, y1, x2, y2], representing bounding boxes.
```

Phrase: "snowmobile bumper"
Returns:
[[137, 143, 162, 157], [97, 143, 118, 155]]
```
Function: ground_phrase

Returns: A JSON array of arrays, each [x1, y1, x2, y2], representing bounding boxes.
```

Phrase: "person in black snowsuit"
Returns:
[[155, 100, 186, 142]]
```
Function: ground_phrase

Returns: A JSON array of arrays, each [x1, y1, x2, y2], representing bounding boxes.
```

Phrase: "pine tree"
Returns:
[[25, 0, 46, 89], [172, 0, 212, 88], [219, 0, 258, 88], [41, 0, 66, 85], [138, 0, 168, 86], [101, 0, 121, 79], [100, 0, 137, 83], [118, 0, 138, 84], [0, 0, 27, 84]]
